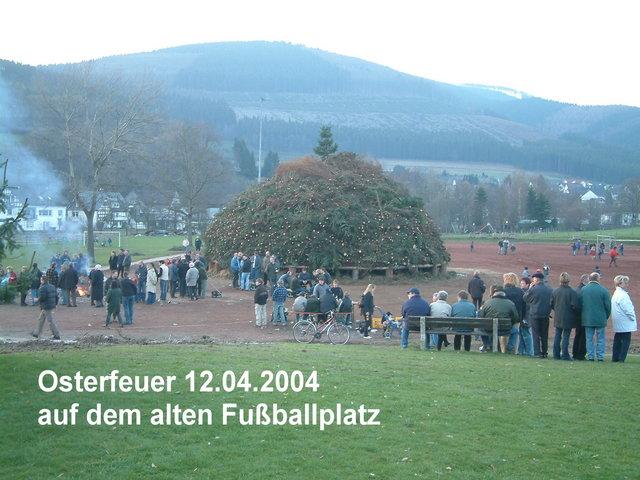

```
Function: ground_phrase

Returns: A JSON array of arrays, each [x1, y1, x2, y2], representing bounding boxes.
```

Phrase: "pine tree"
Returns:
[[472, 186, 488, 228], [313, 125, 338, 158], [526, 185, 537, 219], [0, 159, 27, 264], [262, 151, 280, 178], [233, 139, 257, 178]]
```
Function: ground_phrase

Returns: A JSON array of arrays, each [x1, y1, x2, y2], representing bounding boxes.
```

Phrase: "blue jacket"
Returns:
[[451, 300, 476, 318], [272, 286, 288, 303], [401, 295, 430, 319], [230, 256, 240, 272]]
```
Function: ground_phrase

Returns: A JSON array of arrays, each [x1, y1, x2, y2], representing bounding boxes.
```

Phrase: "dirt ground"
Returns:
[[1, 240, 637, 346]]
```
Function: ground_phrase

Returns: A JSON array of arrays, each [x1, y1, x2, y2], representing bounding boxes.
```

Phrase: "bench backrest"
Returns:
[[406, 316, 511, 335]]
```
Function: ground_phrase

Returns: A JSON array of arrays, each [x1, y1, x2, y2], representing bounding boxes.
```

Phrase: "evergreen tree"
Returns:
[[262, 151, 280, 178], [534, 193, 551, 224], [472, 186, 488, 228], [526, 185, 537, 219], [313, 125, 338, 158], [0, 159, 27, 264], [233, 138, 256, 178]]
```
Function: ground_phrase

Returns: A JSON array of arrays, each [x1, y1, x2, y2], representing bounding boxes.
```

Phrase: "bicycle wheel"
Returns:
[[327, 322, 350, 345], [293, 320, 317, 343]]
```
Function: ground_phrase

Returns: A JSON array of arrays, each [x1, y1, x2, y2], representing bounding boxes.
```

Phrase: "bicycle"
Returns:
[[292, 310, 350, 345]]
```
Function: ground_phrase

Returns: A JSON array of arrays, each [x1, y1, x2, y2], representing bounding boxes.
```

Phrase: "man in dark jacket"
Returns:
[[253, 278, 269, 328], [89, 265, 105, 307], [178, 258, 189, 297], [61, 263, 79, 307], [467, 271, 486, 309], [122, 250, 132, 276], [572, 274, 589, 360], [319, 290, 338, 319], [503, 273, 525, 353], [401, 287, 431, 349], [479, 285, 520, 351], [29, 263, 43, 306], [116, 249, 125, 278], [523, 272, 553, 358], [135, 262, 147, 303], [31, 276, 60, 340], [579, 272, 611, 361], [551, 272, 580, 360], [120, 273, 137, 325]]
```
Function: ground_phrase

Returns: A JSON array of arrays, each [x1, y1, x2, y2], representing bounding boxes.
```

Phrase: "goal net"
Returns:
[[84, 231, 121, 248], [596, 235, 616, 248]]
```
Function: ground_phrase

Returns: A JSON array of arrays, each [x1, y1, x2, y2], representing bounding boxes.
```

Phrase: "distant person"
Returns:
[[467, 271, 486, 309], [470, 240, 474, 252], [31, 275, 61, 340], [146, 263, 158, 304], [272, 280, 289, 325], [618, 243, 624, 256], [579, 272, 611, 362], [105, 279, 124, 327], [182, 238, 190, 253], [186, 262, 200, 300], [89, 264, 104, 308], [611, 275, 636, 363], [135, 261, 147, 303], [518, 277, 534, 356], [108, 250, 118, 274], [195, 237, 202, 252], [159, 260, 169, 304], [116, 249, 125, 278], [61, 262, 79, 308], [609, 246, 619, 267], [359, 284, 376, 339], [253, 278, 269, 328], [503, 273, 525, 354], [230, 253, 241, 289], [122, 249, 132, 276], [120, 273, 137, 325], [521, 267, 530, 279], [29, 263, 43, 306]]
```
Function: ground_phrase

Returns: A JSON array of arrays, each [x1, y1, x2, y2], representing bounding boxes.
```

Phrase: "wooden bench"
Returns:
[[406, 316, 512, 352]]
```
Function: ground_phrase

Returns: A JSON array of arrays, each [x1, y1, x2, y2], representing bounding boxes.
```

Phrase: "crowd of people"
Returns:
[[570, 239, 624, 267], [27, 247, 211, 338], [398, 268, 636, 362]]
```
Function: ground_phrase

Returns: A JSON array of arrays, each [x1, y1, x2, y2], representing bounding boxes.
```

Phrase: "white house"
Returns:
[[580, 190, 605, 203]]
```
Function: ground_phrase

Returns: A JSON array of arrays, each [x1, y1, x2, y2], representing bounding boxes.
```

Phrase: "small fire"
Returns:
[[76, 286, 89, 297]]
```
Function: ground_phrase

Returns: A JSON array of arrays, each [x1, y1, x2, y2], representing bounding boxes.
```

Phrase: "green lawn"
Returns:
[[444, 226, 640, 243], [1, 344, 638, 479], [6, 235, 187, 269]]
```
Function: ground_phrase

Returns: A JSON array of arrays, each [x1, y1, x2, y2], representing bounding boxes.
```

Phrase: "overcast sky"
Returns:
[[3, 0, 639, 106]]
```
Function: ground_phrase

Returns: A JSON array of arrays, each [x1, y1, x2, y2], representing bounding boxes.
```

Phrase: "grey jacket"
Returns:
[[185, 267, 199, 287]]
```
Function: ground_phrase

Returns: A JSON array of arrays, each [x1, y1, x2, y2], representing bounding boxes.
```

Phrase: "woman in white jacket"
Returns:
[[146, 263, 158, 305], [611, 275, 637, 362]]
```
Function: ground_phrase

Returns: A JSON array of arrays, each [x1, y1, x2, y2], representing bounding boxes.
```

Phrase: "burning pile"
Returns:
[[204, 153, 449, 270]]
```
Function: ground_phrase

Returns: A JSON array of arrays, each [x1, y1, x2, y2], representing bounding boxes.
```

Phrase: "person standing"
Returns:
[[451, 290, 476, 351], [17, 266, 30, 306], [579, 272, 611, 362], [467, 271, 486, 309], [182, 237, 190, 253], [146, 263, 158, 304], [271, 280, 289, 325], [62, 262, 79, 307], [551, 272, 580, 360], [572, 274, 589, 360], [108, 250, 118, 272], [169, 259, 178, 298], [135, 262, 147, 303], [186, 262, 200, 300], [253, 278, 269, 328], [250, 251, 262, 283], [430, 290, 452, 350], [89, 264, 105, 308], [122, 249, 132, 276], [240, 255, 251, 291], [105, 279, 124, 327], [312, 277, 331, 299], [521, 267, 530, 279], [230, 253, 241, 289], [120, 273, 136, 325], [116, 249, 125, 278], [197, 261, 208, 299], [523, 272, 553, 358], [178, 258, 189, 297], [159, 260, 169, 304], [29, 263, 43, 306], [195, 237, 202, 252], [503, 273, 525, 353], [611, 275, 637, 363], [518, 277, 534, 356], [31, 275, 61, 340], [609, 246, 619, 267], [266, 255, 279, 291], [400, 287, 430, 349], [359, 284, 376, 339]]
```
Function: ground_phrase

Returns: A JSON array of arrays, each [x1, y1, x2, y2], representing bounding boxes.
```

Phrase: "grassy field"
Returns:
[[444, 227, 640, 243], [5, 235, 186, 269], [1, 343, 638, 479]]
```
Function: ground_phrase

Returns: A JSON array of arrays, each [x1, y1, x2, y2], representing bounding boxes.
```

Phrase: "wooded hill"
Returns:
[[3, 41, 640, 183]]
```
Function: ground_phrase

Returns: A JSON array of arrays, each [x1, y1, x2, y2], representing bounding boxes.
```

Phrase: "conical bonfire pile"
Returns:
[[205, 153, 449, 271]]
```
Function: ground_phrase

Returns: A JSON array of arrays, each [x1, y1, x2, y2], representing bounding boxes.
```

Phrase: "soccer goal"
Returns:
[[596, 235, 615, 248], [83, 230, 121, 248]]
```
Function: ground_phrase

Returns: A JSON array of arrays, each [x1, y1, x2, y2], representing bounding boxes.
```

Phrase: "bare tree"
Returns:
[[33, 64, 158, 261], [158, 123, 230, 245]]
